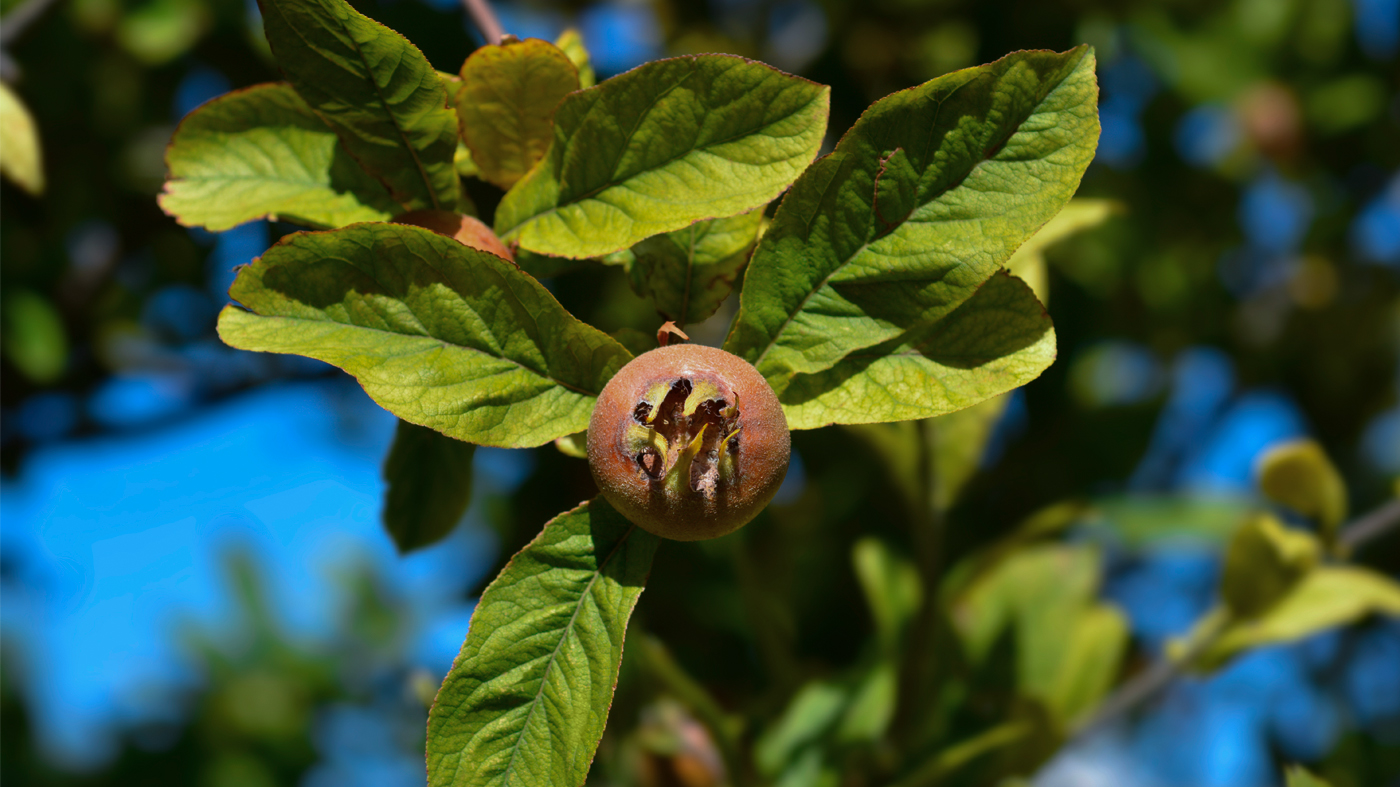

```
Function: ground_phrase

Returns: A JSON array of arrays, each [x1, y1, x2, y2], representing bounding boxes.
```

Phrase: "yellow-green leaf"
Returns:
[[1257, 439, 1348, 540], [216, 223, 633, 448], [456, 38, 580, 191], [0, 82, 44, 195], [160, 83, 399, 230], [1220, 514, 1321, 619], [627, 209, 764, 326], [495, 54, 829, 258]]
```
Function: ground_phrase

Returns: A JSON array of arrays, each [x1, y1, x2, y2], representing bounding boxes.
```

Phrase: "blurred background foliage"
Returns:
[[2, 0, 1399, 785]]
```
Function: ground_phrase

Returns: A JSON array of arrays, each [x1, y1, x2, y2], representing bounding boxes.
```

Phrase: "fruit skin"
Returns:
[[588, 344, 790, 541], [393, 210, 515, 261]]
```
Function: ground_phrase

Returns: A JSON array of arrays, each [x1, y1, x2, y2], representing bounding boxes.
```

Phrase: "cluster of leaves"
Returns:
[[156, 0, 1400, 784]]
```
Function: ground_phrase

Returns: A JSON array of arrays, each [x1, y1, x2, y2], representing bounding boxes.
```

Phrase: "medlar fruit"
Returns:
[[588, 344, 790, 541]]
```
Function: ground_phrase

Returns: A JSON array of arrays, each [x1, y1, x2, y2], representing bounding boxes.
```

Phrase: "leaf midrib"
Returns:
[[270, 0, 443, 210], [495, 522, 639, 787]]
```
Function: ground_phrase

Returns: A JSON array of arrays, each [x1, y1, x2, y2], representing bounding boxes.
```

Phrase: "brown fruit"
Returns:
[[588, 344, 790, 541], [393, 210, 515, 261]]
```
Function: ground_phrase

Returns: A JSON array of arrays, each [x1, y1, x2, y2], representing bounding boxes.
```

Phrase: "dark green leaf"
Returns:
[[725, 47, 1098, 421], [776, 271, 1055, 430], [427, 498, 660, 787], [494, 54, 829, 258], [216, 223, 633, 448], [456, 39, 580, 191], [382, 419, 476, 552], [259, 0, 460, 211], [160, 83, 400, 230], [628, 209, 764, 326]]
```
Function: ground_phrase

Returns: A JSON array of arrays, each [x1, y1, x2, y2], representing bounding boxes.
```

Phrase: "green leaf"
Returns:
[[553, 431, 587, 458], [0, 82, 44, 195], [627, 209, 764, 326], [494, 54, 829, 258], [1198, 567, 1400, 670], [554, 29, 596, 89], [456, 38, 580, 191], [953, 544, 1128, 725], [160, 83, 400, 231], [427, 497, 660, 787], [258, 0, 460, 211], [725, 47, 1097, 407], [755, 681, 848, 778], [382, 419, 476, 553], [1285, 766, 1334, 787], [1257, 439, 1348, 541], [777, 270, 1055, 430], [1005, 198, 1119, 304], [216, 223, 633, 448], [1220, 514, 1321, 619], [1, 290, 67, 383], [852, 537, 922, 655]]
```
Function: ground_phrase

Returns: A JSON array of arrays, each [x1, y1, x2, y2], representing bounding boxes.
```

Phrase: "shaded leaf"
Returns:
[[160, 83, 399, 231], [555, 29, 596, 89], [1285, 766, 1334, 787], [1005, 198, 1119, 304], [852, 537, 922, 655], [725, 47, 1098, 410], [952, 544, 1128, 725], [754, 681, 848, 778], [259, 0, 460, 211], [216, 223, 633, 448], [427, 498, 659, 787], [777, 271, 1055, 430], [628, 209, 764, 326], [382, 419, 476, 552], [456, 38, 580, 190], [0, 82, 44, 195], [1220, 514, 1321, 619], [1257, 439, 1348, 541], [1198, 567, 1400, 670], [1, 290, 67, 383], [554, 431, 587, 458], [495, 54, 829, 258]]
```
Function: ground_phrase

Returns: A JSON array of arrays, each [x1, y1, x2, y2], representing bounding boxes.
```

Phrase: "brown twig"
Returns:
[[461, 0, 505, 45]]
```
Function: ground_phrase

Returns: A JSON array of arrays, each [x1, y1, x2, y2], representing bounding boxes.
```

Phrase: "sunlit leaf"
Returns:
[[495, 54, 829, 258], [1285, 766, 1335, 787], [427, 498, 659, 787], [1005, 198, 1119, 303], [259, 0, 460, 211], [725, 47, 1098, 423], [1257, 439, 1348, 541], [628, 209, 764, 326], [382, 419, 476, 553], [777, 271, 1055, 430], [0, 83, 44, 196], [160, 83, 399, 231], [456, 38, 580, 190], [216, 223, 633, 448], [554, 28, 596, 89], [1196, 567, 1400, 670]]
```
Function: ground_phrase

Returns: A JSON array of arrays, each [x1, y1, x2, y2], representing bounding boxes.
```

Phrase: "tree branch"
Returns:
[[1068, 495, 1400, 743], [461, 0, 505, 45]]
